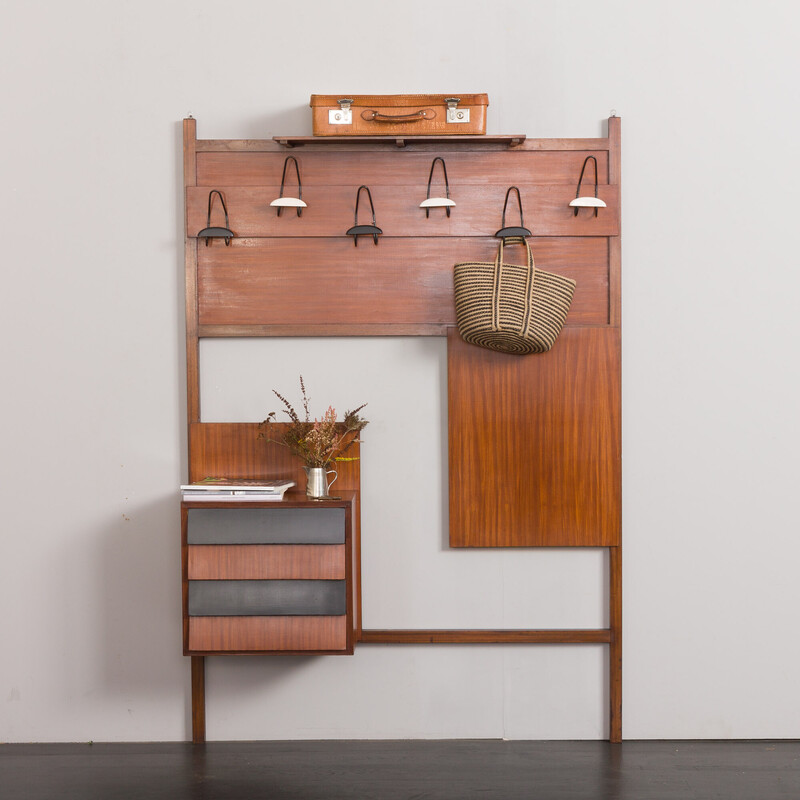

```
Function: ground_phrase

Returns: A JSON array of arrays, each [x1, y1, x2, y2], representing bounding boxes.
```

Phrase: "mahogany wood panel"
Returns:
[[359, 629, 611, 644], [187, 544, 345, 580], [448, 326, 621, 547], [197, 151, 610, 187], [197, 237, 609, 328], [188, 616, 348, 653], [186, 185, 619, 240]]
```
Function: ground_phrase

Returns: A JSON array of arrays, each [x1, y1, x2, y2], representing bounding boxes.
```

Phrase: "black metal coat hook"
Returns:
[[346, 185, 382, 247], [570, 155, 606, 217], [271, 156, 305, 217], [197, 190, 234, 246], [421, 157, 454, 218], [495, 186, 532, 239]]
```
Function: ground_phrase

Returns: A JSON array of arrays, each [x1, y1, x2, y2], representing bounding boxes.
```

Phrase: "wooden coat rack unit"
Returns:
[[182, 117, 622, 742]]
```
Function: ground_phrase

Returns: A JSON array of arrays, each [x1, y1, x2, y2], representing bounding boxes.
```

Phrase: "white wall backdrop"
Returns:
[[1, 0, 798, 741]]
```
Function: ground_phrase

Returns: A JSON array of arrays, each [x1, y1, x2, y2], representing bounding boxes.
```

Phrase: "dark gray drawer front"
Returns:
[[188, 580, 346, 616], [187, 508, 345, 544]]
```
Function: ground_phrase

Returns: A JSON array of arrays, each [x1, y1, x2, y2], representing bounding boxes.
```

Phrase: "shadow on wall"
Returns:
[[99, 495, 183, 698], [96, 492, 332, 738]]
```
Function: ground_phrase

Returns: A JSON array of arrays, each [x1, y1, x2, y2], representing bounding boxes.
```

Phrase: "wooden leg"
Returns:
[[609, 546, 622, 742], [191, 656, 206, 743]]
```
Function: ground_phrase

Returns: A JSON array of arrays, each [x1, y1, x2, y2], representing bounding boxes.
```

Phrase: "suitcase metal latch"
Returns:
[[446, 97, 470, 124], [329, 99, 353, 125]]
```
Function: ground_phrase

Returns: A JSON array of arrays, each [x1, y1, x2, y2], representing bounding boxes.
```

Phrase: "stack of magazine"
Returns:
[[180, 478, 296, 502]]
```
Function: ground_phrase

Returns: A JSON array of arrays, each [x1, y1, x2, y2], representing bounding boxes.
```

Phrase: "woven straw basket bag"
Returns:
[[453, 238, 576, 355]]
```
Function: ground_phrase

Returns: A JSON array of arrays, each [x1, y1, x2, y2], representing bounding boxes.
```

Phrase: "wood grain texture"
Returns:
[[359, 629, 611, 644], [198, 323, 452, 338], [448, 326, 621, 547], [190, 656, 205, 743], [608, 116, 622, 327], [187, 545, 345, 580], [197, 237, 609, 328], [197, 151, 610, 187], [186, 184, 619, 239], [188, 616, 349, 653], [195, 136, 608, 153], [184, 119, 200, 424]]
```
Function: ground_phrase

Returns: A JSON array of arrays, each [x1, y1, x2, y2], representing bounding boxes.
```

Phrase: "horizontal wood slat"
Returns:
[[197, 237, 609, 328], [197, 151, 610, 187], [187, 185, 619, 239], [448, 326, 621, 547], [197, 323, 453, 337], [188, 615, 348, 653], [359, 629, 612, 644], [188, 545, 345, 580], [196, 137, 609, 154]]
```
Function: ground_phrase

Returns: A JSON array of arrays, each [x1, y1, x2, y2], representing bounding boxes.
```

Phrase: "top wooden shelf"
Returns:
[[273, 134, 527, 148]]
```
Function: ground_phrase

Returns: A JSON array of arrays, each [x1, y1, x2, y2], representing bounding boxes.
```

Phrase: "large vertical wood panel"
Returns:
[[448, 327, 620, 547]]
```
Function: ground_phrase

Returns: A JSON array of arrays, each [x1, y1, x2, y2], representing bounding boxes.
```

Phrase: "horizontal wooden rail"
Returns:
[[359, 629, 612, 644], [195, 136, 608, 153], [197, 323, 452, 338]]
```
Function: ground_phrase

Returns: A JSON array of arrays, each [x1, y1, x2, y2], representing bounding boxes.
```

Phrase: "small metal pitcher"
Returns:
[[304, 466, 338, 499]]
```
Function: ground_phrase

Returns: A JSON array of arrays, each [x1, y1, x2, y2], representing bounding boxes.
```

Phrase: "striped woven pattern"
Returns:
[[453, 239, 576, 354]]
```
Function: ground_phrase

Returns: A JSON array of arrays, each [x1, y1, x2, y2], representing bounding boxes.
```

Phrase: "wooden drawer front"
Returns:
[[188, 545, 345, 580], [188, 580, 346, 616], [188, 616, 347, 652], [187, 507, 344, 544]]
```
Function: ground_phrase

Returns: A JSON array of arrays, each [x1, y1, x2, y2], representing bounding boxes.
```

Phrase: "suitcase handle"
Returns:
[[361, 108, 436, 123]]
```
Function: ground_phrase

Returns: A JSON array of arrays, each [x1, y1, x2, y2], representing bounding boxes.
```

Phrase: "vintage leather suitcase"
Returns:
[[310, 94, 488, 136]]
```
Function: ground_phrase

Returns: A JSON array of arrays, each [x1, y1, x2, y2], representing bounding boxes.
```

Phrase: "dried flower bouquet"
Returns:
[[258, 376, 368, 468]]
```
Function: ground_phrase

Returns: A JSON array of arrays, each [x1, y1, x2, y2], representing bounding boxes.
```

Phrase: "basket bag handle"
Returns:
[[492, 237, 535, 337]]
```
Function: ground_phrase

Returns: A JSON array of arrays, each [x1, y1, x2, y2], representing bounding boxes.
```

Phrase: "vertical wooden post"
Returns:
[[609, 546, 622, 742], [607, 114, 623, 742], [183, 118, 200, 433], [607, 115, 621, 327], [191, 656, 206, 743]]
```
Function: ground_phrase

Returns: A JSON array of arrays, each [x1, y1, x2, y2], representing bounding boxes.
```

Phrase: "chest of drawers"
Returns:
[[181, 493, 356, 655]]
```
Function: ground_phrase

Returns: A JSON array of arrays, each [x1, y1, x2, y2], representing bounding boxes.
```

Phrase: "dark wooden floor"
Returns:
[[1, 740, 798, 799]]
